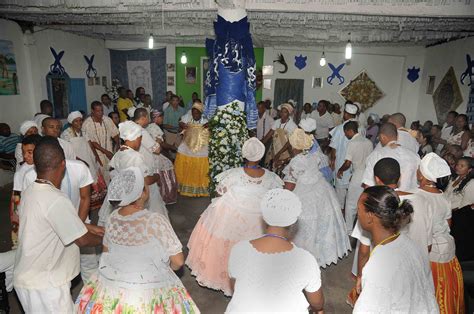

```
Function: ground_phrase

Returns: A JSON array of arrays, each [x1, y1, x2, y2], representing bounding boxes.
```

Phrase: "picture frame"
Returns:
[[167, 63, 175, 72], [95, 77, 100, 85], [312, 77, 323, 88], [262, 65, 274, 76], [185, 66, 197, 84], [101, 76, 107, 87], [426, 76, 436, 95], [167, 76, 175, 86], [263, 79, 272, 90]]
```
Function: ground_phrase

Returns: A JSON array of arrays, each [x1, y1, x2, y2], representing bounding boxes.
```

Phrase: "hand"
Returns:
[[86, 224, 105, 237], [356, 276, 362, 294], [337, 169, 343, 179]]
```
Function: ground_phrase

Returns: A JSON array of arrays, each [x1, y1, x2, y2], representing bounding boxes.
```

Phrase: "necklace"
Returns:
[[35, 178, 56, 188], [262, 233, 289, 241], [244, 164, 261, 169], [370, 232, 399, 257]]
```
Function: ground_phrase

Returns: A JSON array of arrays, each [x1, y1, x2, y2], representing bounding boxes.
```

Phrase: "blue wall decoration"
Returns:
[[273, 53, 288, 74], [294, 55, 307, 70], [407, 66, 420, 83], [460, 54, 473, 86], [327, 63, 345, 85], [84, 55, 97, 78], [49, 47, 66, 75]]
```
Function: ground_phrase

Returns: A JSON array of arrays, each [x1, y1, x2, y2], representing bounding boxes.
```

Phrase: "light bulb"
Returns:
[[345, 41, 352, 60], [180, 52, 187, 64], [148, 34, 154, 49], [319, 52, 326, 67]]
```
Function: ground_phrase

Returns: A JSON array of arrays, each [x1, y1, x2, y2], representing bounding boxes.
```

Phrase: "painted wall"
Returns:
[[417, 37, 474, 124], [262, 46, 426, 123], [175, 46, 264, 105]]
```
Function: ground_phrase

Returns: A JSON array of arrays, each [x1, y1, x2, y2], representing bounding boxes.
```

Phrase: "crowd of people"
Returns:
[[0, 87, 473, 313]]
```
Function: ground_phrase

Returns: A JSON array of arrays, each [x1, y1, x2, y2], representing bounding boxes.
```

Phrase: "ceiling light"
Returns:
[[345, 34, 352, 60], [180, 52, 187, 64], [148, 34, 154, 49], [319, 51, 326, 67]]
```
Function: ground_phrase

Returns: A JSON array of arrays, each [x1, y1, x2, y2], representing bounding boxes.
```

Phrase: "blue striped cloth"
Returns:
[[0, 133, 21, 154]]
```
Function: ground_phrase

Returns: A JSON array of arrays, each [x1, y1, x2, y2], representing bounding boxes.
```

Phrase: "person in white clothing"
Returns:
[[362, 122, 420, 191], [337, 121, 373, 234], [381, 112, 420, 153], [354, 102, 367, 130], [13, 137, 103, 313], [300, 102, 313, 121], [33, 99, 53, 134], [14, 121, 38, 169], [310, 100, 334, 148], [352, 185, 438, 313], [227, 188, 324, 313], [256, 101, 274, 141], [42, 117, 77, 160]]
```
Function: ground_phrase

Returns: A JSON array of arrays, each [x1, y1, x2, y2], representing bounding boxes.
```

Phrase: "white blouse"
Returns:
[[445, 179, 474, 210]]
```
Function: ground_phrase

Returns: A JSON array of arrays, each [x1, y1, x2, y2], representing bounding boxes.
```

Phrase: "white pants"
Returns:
[[80, 253, 99, 283], [0, 250, 15, 291], [335, 184, 349, 210], [344, 173, 364, 234], [15, 283, 73, 314]]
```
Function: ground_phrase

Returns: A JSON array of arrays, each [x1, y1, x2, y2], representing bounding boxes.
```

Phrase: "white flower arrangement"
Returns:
[[104, 78, 122, 103], [208, 102, 249, 195]]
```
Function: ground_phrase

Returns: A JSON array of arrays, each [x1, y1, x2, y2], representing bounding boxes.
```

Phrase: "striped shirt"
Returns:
[[0, 134, 21, 154]]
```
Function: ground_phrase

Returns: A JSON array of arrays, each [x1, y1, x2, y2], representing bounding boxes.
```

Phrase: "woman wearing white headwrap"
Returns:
[[186, 137, 283, 296], [76, 167, 200, 313], [14, 121, 39, 168], [366, 113, 380, 147], [98, 121, 168, 226], [416, 153, 464, 314], [283, 129, 351, 267], [226, 188, 324, 313]]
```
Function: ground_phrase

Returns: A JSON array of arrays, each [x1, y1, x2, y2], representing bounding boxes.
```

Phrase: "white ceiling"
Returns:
[[1, 0, 473, 47]]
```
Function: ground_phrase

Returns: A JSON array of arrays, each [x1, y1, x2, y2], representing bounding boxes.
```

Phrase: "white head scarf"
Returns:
[[127, 106, 137, 119], [119, 121, 142, 141], [369, 113, 380, 124], [67, 111, 83, 124], [299, 118, 317, 133], [19, 121, 38, 136], [344, 103, 358, 115], [242, 137, 265, 162], [279, 103, 294, 114], [261, 189, 302, 227], [420, 152, 451, 182], [108, 167, 145, 207], [289, 128, 313, 150]]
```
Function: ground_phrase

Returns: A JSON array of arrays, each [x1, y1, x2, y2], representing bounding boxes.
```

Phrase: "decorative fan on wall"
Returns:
[[339, 70, 384, 111]]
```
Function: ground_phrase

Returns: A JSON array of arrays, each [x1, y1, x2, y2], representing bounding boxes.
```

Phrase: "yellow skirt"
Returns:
[[431, 257, 464, 314], [174, 153, 210, 197]]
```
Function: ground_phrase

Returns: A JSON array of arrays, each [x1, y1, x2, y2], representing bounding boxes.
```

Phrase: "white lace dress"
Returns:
[[75, 210, 200, 313], [283, 153, 351, 267], [186, 168, 284, 296]]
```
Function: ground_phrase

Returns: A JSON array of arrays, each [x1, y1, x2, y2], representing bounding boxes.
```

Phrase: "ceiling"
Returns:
[[1, 0, 473, 47]]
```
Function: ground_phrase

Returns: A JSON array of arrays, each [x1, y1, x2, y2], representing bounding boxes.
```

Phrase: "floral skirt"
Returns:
[[174, 153, 209, 197], [431, 257, 464, 314], [75, 276, 200, 314]]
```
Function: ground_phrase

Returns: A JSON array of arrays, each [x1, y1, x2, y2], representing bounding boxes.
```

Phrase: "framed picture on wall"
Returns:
[[167, 76, 175, 86], [167, 63, 175, 72], [201, 57, 209, 99], [95, 77, 100, 85], [426, 76, 436, 94], [88, 77, 94, 86], [185, 66, 196, 84], [102, 76, 107, 87], [312, 77, 323, 88]]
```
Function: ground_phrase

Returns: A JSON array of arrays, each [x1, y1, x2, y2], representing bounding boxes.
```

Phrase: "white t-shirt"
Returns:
[[362, 142, 420, 192], [13, 163, 34, 192], [311, 111, 334, 139], [257, 111, 274, 140], [441, 123, 453, 140], [354, 235, 438, 313], [58, 137, 77, 160], [345, 133, 374, 175], [13, 182, 87, 289], [271, 118, 298, 136], [22, 160, 94, 210], [226, 241, 321, 313]]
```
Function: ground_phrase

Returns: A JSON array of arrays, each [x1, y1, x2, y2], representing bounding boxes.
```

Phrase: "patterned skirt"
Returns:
[[431, 257, 465, 314]]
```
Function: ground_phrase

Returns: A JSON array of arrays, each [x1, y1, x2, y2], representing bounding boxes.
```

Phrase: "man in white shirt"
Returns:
[[337, 121, 374, 234], [42, 117, 77, 160], [330, 103, 343, 126], [256, 101, 274, 141], [300, 103, 313, 121], [362, 122, 420, 191], [311, 100, 334, 148], [385, 113, 420, 153], [101, 93, 115, 117], [33, 100, 53, 133], [13, 137, 103, 313]]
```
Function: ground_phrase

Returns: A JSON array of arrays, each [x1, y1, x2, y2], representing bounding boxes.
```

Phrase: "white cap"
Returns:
[[242, 137, 265, 162], [67, 111, 83, 124], [127, 106, 137, 119], [420, 152, 451, 182], [19, 121, 38, 136], [261, 189, 302, 227], [289, 128, 313, 150], [108, 167, 145, 207], [299, 118, 317, 133], [119, 121, 142, 141], [344, 103, 358, 115]]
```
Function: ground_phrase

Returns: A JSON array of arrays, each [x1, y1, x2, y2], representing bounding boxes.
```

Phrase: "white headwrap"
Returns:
[[261, 189, 302, 227], [369, 113, 380, 123], [19, 121, 38, 136], [279, 103, 294, 114], [127, 106, 137, 119], [344, 103, 358, 115], [108, 167, 145, 207], [420, 152, 451, 182], [242, 137, 265, 162], [119, 121, 142, 141], [289, 128, 313, 150], [299, 118, 317, 133], [67, 111, 83, 124]]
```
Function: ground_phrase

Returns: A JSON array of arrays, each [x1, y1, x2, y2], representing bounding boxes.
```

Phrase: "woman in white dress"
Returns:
[[227, 188, 324, 313], [283, 128, 351, 267], [76, 167, 199, 313], [98, 121, 168, 226], [186, 137, 283, 296], [354, 185, 439, 313]]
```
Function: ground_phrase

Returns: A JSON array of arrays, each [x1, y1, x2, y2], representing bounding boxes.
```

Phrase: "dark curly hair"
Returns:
[[453, 157, 474, 194], [362, 186, 413, 232]]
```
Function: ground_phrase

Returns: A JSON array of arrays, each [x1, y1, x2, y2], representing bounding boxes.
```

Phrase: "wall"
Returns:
[[417, 37, 474, 124], [262, 46, 426, 121]]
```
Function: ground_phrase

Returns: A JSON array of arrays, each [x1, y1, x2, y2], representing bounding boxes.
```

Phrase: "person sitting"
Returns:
[[0, 123, 21, 169], [353, 186, 438, 313], [14, 121, 39, 169], [417, 130, 433, 158], [226, 188, 324, 313]]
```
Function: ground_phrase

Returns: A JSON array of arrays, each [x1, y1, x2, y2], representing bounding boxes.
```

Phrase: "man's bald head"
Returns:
[[42, 117, 61, 138], [379, 122, 398, 146], [388, 113, 406, 128], [34, 136, 65, 176]]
